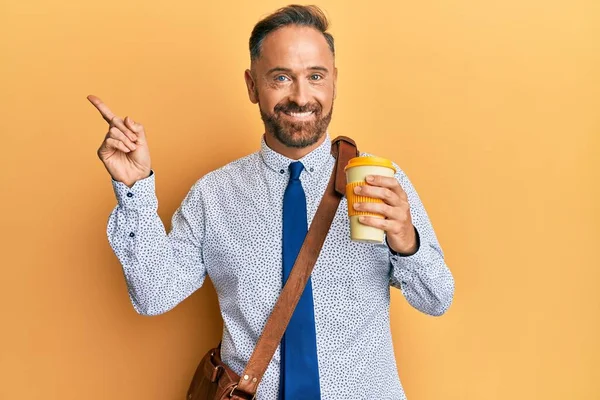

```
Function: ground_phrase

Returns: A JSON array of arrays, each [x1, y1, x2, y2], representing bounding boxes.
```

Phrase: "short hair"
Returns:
[[249, 4, 335, 62]]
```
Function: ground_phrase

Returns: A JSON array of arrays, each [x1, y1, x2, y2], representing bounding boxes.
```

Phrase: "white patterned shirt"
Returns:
[[107, 134, 454, 400]]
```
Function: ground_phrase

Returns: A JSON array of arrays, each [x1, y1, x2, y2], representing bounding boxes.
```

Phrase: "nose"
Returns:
[[288, 79, 310, 107]]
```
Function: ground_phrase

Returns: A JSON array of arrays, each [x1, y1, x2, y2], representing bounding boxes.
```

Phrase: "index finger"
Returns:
[[366, 175, 406, 196], [87, 95, 116, 124]]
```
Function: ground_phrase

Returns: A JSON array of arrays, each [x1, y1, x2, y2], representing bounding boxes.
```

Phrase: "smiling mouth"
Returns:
[[282, 111, 315, 120]]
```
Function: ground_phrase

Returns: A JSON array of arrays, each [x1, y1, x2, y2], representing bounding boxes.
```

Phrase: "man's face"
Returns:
[[245, 25, 337, 149]]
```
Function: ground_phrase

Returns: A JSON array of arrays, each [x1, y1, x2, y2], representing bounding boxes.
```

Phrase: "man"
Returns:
[[89, 5, 454, 400]]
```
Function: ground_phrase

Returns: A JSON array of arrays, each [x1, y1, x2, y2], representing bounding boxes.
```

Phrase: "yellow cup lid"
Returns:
[[344, 156, 396, 172]]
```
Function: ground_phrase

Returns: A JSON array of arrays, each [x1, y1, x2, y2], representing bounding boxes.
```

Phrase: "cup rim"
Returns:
[[344, 156, 396, 172]]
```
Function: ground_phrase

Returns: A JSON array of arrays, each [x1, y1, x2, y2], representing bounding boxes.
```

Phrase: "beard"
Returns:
[[259, 98, 333, 149]]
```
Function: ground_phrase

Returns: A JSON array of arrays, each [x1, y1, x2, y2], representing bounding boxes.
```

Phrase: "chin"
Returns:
[[275, 129, 325, 149]]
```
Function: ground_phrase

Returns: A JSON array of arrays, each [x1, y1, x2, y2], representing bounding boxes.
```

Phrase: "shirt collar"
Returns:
[[259, 132, 332, 177]]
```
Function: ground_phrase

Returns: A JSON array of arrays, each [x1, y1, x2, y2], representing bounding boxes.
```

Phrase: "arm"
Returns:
[[107, 171, 207, 316], [387, 169, 454, 316]]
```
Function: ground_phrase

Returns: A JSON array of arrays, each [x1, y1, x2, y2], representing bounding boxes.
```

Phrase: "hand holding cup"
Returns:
[[345, 157, 417, 255]]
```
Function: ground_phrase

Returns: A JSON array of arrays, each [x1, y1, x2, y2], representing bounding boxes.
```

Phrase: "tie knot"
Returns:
[[289, 161, 304, 180]]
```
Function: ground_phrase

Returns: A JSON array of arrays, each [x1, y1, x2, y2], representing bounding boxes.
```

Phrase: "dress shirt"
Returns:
[[107, 133, 455, 399]]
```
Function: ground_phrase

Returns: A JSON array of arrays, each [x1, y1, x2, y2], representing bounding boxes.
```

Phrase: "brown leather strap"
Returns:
[[235, 136, 358, 396], [330, 136, 357, 196]]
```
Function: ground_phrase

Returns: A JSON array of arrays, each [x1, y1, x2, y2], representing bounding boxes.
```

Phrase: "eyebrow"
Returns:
[[266, 66, 330, 75]]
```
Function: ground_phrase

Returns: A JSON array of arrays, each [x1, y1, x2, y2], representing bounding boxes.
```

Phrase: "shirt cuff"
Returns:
[[111, 170, 158, 209], [386, 226, 421, 257]]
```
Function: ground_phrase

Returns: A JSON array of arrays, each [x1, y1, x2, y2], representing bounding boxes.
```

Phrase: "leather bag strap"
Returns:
[[233, 136, 358, 397]]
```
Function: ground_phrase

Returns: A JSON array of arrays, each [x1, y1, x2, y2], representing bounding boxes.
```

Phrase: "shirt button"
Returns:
[[310, 167, 314, 172], [279, 169, 285, 174], [127, 192, 133, 198], [129, 232, 135, 238]]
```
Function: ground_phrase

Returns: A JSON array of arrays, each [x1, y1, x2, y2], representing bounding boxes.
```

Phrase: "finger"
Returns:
[[124, 116, 146, 140], [353, 201, 401, 220], [365, 175, 407, 198], [110, 116, 138, 143], [87, 95, 116, 124], [357, 216, 398, 232], [104, 137, 132, 154], [354, 184, 403, 206], [107, 127, 137, 151]]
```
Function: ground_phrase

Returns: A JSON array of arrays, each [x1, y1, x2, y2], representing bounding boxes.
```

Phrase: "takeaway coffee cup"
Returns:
[[345, 156, 397, 243]]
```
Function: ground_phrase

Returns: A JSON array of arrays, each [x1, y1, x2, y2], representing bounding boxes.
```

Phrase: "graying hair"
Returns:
[[249, 4, 335, 61]]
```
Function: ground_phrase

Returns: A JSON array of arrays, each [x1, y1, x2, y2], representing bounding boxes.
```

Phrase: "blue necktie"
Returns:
[[280, 161, 321, 400]]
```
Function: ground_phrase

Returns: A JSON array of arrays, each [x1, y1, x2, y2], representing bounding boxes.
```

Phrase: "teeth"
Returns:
[[288, 112, 313, 117]]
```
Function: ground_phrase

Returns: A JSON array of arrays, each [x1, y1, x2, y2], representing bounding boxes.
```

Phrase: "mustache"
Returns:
[[274, 101, 321, 115]]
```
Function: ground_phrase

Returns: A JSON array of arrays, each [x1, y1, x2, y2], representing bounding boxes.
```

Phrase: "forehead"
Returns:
[[256, 25, 334, 71]]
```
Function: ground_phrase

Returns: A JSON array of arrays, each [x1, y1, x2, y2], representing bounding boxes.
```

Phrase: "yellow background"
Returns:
[[1, 0, 598, 399]]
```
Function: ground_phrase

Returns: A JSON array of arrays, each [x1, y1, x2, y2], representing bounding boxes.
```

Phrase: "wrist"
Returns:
[[119, 170, 153, 188], [387, 226, 420, 256]]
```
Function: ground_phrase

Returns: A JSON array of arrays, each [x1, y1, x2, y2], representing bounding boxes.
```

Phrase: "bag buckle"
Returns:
[[208, 351, 224, 383], [229, 385, 256, 400], [210, 365, 223, 383]]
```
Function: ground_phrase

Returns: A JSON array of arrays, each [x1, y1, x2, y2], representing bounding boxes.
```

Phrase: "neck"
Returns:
[[264, 132, 327, 160]]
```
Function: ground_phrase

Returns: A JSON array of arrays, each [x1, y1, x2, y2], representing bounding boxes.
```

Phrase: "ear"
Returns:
[[333, 67, 338, 100], [244, 69, 259, 104]]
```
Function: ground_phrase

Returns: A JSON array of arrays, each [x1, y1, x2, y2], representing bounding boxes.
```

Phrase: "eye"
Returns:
[[275, 75, 289, 82], [310, 74, 323, 81]]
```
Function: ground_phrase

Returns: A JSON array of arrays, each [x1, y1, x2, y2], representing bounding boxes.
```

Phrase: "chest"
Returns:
[[202, 184, 391, 294]]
